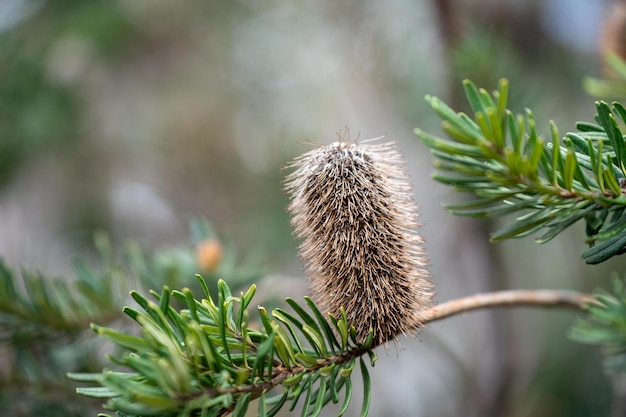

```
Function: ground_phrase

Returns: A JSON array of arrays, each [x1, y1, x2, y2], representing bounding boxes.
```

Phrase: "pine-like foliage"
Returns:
[[0, 218, 260, 416], [284, 139, 433, 345], [584, 53, 626, 99], [72, 277, 377, 417], [416, 78, 626, 264], [415, 78, 626, 373], [571, 275, 626, 373], [0, 234, 132, 416]]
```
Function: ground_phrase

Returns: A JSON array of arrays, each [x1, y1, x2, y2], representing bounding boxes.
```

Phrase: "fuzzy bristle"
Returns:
[[284, 138, 433, 346]]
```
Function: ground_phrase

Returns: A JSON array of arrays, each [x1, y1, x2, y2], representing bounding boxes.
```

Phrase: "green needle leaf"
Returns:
[[76, 386, 119, 398], [232, 393, 252, 417], [258, 306, 273, 334], [359, 358, 371, 417], [285, 298, 318, 329], [310, 376, 328, 417], [266, 392, 288, 417], [272, 309, 306, 354], [92, 324, 148, 351], [302, 324, 327, 357], [582, 232, 626, 264], [304, 296, 340, 352], [597, 101, 626, 177], [338, 377, 353, 417], [300, 376, 315, 417], [295, 353, 318, 368], [157, 286, 170, 313], [462, 79, 484, 115]]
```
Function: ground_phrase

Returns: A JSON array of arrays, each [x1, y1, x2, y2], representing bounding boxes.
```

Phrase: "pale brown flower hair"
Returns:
[[284, 133, 433, 346]]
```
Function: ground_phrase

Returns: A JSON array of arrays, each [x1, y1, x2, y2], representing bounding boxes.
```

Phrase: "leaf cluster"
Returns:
[[0, 234, 128, 416], [0, 219, 258, 341], [0, 238, 122, 343], [583, 53, 626, 99], [0, 218, 261, 416], [570, 276, 626, 373], [415, 79, 626, 263], [72, 277, 376, 417]]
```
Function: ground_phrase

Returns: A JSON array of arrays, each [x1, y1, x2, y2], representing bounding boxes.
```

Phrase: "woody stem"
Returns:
[[424, 289, 595, 324]]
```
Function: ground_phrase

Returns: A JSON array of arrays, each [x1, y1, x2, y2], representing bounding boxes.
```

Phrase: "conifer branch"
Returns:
[[584, 53, 626, 99], [416, 78, 626, 264], [71, 278, 380, 417], [570, 276, 626, 372], [72, 280, 601, 417]]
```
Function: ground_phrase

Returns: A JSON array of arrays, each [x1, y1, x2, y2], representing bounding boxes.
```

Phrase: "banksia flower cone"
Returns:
[[285, 136, 433, 346]]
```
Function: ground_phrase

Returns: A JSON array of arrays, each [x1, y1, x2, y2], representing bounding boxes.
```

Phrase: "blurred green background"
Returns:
[[0, 0, 624, 416]]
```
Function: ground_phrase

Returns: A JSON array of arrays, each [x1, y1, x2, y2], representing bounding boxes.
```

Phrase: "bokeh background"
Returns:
[[1, 0, 625, 415]]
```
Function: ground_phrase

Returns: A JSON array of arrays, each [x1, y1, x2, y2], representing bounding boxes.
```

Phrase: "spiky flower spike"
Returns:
[[285, 134, 433, 346]]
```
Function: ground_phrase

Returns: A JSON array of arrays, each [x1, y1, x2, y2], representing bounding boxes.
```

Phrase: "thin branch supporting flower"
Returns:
[[425, 289, 594, 324]]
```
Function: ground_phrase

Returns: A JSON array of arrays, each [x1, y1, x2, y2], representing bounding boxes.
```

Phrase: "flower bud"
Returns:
[[285, 137, 433, 345]]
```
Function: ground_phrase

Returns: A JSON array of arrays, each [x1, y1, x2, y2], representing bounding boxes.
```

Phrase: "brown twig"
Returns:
[[424, 289, 595, 324]]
